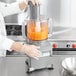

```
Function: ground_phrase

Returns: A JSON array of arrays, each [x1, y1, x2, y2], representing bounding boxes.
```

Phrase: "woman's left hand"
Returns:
[[28, 0, 41, 5], [19, 0, 41, 10]]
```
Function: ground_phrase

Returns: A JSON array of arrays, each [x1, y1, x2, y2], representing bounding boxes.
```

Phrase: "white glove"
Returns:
[[28, 0, 40, 5], [21, 44, 41, 60], [19, 0, 40, 5]]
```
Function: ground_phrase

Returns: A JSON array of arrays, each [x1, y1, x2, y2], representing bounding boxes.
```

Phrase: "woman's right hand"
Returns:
[[21, 44, 41, 60]]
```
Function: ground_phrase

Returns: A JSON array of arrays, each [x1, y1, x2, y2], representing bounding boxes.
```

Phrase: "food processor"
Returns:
[[22, 1, 52, 57]]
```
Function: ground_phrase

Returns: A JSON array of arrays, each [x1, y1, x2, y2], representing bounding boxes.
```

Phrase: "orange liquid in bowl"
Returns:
[[27, 21, 48, 41]]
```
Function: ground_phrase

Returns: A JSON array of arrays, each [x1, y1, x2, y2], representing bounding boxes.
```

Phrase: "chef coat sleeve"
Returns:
[[0, 2, 24, 17], [0, 35, 15, 51]]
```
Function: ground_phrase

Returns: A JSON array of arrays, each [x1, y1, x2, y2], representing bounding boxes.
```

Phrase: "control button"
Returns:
[[52, 43, 57, 48], [66, 44, 70, 48], [72, 44, 76, 48]]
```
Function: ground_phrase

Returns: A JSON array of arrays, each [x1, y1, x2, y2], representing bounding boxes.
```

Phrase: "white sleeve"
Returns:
[[0, 35, 15, 51], [0, 2, 24, 17]]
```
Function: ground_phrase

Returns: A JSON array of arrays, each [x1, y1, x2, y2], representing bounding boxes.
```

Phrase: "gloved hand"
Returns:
[[21, 44, 41, 60], [20, 0, 40, 5], [28, 0, 40, 5], [19, 0, 41, 10]]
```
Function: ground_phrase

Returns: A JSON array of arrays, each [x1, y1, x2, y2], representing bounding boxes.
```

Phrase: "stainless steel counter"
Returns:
[[0, 56, 28, 76], [0, 55, 76, 76]]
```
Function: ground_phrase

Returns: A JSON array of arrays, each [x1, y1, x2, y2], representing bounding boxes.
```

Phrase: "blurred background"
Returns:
[[0, 0, 76, 28]]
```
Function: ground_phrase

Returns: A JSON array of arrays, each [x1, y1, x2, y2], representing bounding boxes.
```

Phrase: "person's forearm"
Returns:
[[0, 2, 27, 17], [19, 1, 27, 11]]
